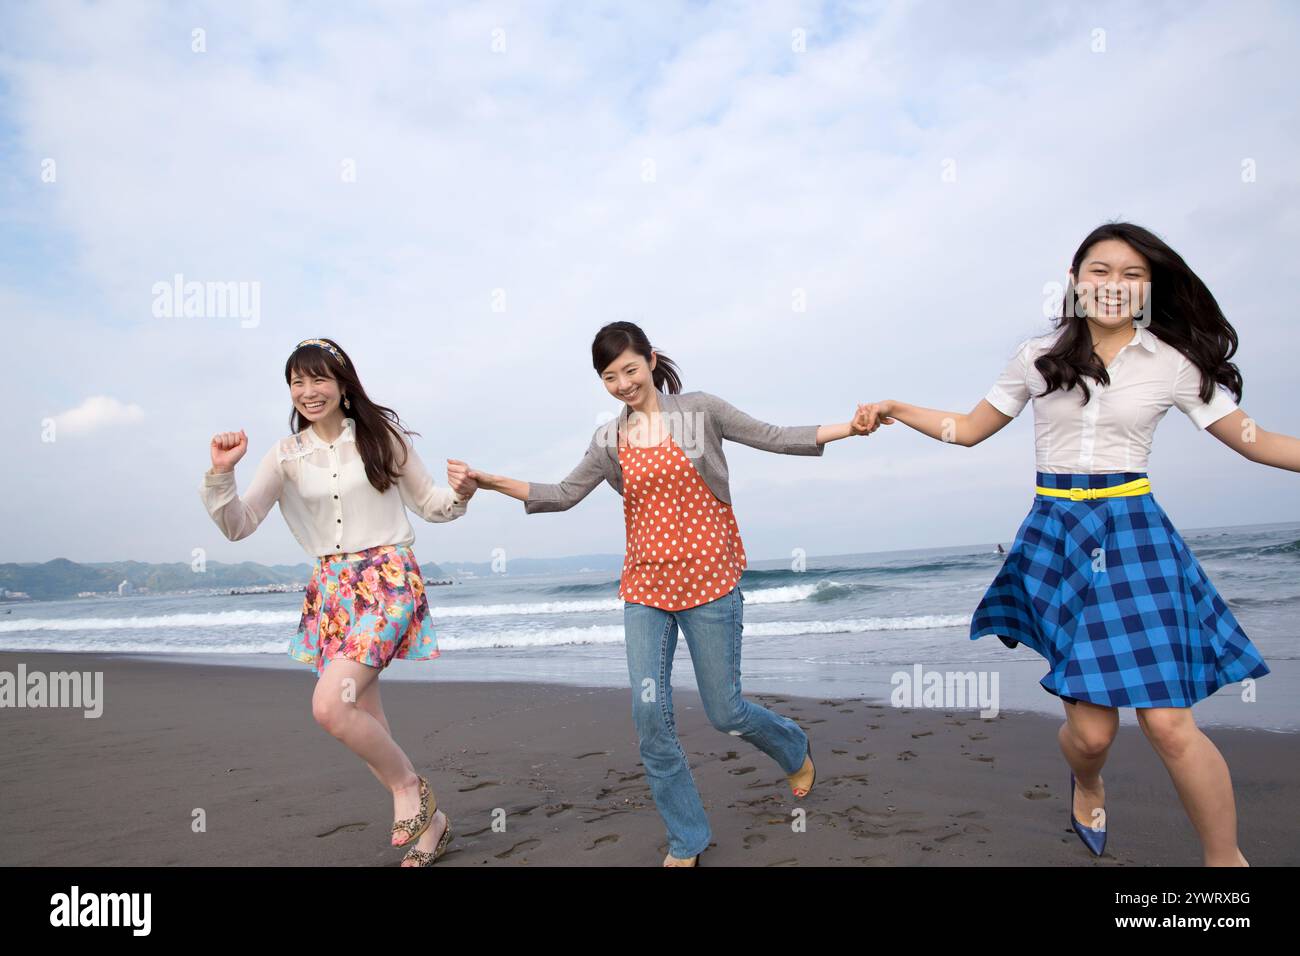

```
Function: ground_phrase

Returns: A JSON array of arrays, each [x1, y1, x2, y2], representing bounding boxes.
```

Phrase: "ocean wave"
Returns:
[[0, 610, 303, 632], [0, 581, 861, 633], [1227, 594, 1300, 609], [0, 613, 970, 654], [1195, 539, 1300, 561]]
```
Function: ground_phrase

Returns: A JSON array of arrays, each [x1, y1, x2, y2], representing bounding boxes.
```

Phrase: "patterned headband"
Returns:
[[296, 338, 345, 366]]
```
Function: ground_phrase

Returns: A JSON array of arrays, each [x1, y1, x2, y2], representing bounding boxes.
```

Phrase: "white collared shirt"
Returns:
[[984, 326, 1239, 473], [199, 417, 466, 558]]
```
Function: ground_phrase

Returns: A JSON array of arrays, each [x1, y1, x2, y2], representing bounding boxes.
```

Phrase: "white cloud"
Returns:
[[1, 0, 1297, 563], [50, 396, 146, 436]]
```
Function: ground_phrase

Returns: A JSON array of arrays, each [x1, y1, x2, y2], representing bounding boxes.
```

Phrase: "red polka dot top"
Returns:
[[617, 431, 747, 610]]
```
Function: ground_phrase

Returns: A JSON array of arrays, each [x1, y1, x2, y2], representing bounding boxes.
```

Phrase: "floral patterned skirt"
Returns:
[[289, 543, 441, 678]]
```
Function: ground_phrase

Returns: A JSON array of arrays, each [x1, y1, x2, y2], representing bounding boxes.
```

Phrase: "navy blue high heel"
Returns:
[[1070, 772, 1107, 856]]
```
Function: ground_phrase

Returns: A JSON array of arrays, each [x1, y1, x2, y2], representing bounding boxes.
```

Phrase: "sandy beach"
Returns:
[[0, 651, 1295, 867]]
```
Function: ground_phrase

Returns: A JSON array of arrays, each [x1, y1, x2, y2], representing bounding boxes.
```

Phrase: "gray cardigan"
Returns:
[[524, 389, 825, 513]]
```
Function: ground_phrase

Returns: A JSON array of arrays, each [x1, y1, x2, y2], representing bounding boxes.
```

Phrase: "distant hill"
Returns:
[[0, 556, 451, 602]]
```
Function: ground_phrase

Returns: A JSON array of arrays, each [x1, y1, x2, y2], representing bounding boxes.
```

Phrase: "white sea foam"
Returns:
[[0, 581, 850, 634], [0, 612, 969, 654]]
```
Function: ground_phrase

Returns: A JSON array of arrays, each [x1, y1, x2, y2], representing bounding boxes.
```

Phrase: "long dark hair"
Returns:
[[284, 338, 420, 494], [1036, 222, 1243, 405], [590, 321, 683, 394]]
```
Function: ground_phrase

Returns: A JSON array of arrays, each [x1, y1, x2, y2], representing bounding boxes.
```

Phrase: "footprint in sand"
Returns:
[[1023, 785, 1052, 800], [912, 730, 934, 739], [574, 751, 609, 760], [897, 750, 917, 760], [495, 838, 542, 859], [969, 733, 988, 741], [459, 780, 498, 793], [316, 822, 368, 838], [719, 751, 741, 762], [855, 753, 874, 761], [583, 809, 631, 824], [743, 833, 767, 849], [834, 772, 871, 785], [728, 766, 757, 776], [587, 834, 619, 849], [544, 803, 573, 817]]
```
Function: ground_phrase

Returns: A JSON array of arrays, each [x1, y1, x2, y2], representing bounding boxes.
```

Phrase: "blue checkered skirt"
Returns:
[[970, 472, 1270, 708]]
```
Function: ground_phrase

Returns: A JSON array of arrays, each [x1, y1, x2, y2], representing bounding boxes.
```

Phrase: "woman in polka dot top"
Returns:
[[462, 321, 870, 866]]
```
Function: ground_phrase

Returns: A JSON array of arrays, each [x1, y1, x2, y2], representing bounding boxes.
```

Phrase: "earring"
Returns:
[[343, 396, 351, 409]]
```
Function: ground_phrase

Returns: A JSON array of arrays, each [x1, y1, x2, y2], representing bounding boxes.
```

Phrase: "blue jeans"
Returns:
[[623, 585, 809, 858]]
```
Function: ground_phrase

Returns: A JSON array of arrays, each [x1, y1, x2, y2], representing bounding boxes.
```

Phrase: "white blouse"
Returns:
[[199, 417, 467, 558], [984, 326, 1239, 473]]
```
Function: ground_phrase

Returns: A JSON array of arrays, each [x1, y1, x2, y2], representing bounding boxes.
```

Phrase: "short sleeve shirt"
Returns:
[[984, 326, 1239, 473]]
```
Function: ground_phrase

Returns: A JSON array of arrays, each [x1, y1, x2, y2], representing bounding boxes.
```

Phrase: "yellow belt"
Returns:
[[1035, 477, 1151, 501]]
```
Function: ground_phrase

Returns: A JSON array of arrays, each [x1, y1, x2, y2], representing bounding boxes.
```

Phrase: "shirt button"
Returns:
[[334, 495, 338, 499], [337, 518, 342, 523]]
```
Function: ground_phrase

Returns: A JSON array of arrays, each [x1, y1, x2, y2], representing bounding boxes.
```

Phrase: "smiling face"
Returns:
[[1070, 238, 1152, 330], [289, 365, 344, 421], [599, 347, 657, 405]]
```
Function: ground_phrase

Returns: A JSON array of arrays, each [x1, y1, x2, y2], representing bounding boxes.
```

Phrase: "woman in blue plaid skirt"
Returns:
[[857, 222, 1300, 866]]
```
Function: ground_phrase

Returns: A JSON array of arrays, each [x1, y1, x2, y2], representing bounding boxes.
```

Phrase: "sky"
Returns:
[[1, 0, 1298, 570]]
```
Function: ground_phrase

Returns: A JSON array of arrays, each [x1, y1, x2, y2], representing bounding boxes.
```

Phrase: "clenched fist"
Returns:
[[446, 458, 478, 499], [210, 429, 248, 474]]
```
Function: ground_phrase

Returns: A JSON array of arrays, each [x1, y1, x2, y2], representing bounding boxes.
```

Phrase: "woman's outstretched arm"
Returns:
[[856, 399, 1014, 447], [463, 468, 530, 502], [1206, 409, 1300, 472], [704, 392, 866, 454], [393, 437, 468, 523], [458, 432, 608, 513]]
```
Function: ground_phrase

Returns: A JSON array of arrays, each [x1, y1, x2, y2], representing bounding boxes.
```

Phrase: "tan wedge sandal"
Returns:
[[402, 811, 453, 866], [391, 775, 434, 848]]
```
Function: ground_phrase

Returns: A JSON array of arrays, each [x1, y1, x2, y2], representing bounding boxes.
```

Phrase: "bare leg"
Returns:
[[355, 676, 392, 785], [353, 676, 450, 863], [311, 658, 445, 854], [1136, 707, 1249, 867], [1058, 698, 1118, 831]]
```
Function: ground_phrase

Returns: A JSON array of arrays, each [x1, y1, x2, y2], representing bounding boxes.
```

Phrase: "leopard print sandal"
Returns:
[[391, 775, 435, 847], [402, 812, 452, 867]]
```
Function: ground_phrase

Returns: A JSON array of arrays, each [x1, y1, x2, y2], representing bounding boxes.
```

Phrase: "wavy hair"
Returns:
[[284, 338, 420, 494], [1036, 222, 1243, 405]]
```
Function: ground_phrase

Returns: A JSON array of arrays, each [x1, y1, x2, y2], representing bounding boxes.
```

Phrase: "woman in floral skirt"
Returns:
[[199, 337, 474, 866]]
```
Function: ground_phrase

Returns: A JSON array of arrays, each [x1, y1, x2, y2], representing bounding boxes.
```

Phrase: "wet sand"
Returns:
[[1, 651, 1295, 866]]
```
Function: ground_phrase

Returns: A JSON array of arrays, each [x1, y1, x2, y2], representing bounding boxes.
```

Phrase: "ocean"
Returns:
[[3, 522, 1297, 731]]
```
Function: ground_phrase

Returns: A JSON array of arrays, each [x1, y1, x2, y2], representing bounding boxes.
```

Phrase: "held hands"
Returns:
[[853, 401, 897, 436], [210, 429, 248, 473], [446, 459, 478, 499]]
